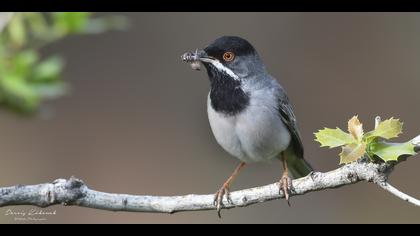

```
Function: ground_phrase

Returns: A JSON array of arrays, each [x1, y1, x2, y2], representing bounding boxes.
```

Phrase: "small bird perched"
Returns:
[[182, 36, 313, 216]]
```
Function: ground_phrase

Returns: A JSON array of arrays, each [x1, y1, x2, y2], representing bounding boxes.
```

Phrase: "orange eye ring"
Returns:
[[223, 52, 235, 62]]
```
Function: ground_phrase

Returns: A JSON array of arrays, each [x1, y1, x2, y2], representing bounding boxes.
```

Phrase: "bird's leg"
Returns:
[[214, 162, 246, 217], [279, 154, 293, 206]]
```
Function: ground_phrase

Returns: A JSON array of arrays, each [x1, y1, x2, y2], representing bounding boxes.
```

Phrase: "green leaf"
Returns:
[[52, 12, 92, 36], [369, 141, 416, 162], [0, 75, 40, 112], [339, 142, 367, 164], [32, 56, 64, 82], [26, 12, 49, 39], [365, 118, 403, 140], [7, 14, 27, 47], [13, 50, 39, 78], [315, 128, 356, 148]]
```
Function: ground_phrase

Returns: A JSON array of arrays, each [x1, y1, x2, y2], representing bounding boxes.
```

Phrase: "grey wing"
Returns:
[[277, 92, 304, 159]]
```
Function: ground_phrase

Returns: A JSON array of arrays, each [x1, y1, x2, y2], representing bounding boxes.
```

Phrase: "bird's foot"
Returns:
[[278, 174, 293, 206], [214, 184, 233, 218]]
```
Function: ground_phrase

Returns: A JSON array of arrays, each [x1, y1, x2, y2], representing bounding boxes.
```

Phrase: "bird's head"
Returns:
[[182, 36, 266, 82]]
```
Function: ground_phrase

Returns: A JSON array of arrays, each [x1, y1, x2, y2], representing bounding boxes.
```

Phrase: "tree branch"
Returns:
[[0, 158, 418, 214], [377, 182, 420, 206], [1, 114, 419, 214]]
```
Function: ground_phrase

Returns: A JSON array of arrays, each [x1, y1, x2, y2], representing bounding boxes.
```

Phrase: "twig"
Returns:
[[377, 182, 420, 207], [0, 160, 418, 214]]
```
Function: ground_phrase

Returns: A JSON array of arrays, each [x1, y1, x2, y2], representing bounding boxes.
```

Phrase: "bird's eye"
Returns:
[[223, 52, 235, 62]]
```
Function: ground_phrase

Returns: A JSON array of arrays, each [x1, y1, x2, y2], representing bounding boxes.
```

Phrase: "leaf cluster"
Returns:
[[0, 13, 127, 114], [315, 116, 416, 164]]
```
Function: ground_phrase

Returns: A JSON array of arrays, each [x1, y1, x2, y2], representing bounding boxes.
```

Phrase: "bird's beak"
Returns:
[[196, 49, 218, 62], [196, 49, 209, 60], [181, 49, 213, 71], [181, 49, 211, 62]]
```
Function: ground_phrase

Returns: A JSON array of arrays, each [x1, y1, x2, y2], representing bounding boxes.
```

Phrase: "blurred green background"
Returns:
[[0, 12, 419, 223]]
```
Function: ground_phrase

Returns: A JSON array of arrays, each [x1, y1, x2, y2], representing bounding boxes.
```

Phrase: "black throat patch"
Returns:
[[205, 64, 250, 116]]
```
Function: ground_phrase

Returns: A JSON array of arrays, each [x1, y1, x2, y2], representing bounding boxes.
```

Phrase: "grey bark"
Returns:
[[0, 158, 418, 213]]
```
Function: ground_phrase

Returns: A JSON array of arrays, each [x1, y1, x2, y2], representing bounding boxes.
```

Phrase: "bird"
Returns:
[[181, 36, 313, 217]]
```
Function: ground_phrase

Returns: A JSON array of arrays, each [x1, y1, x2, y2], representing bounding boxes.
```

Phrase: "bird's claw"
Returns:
[[214, 185, 232, 218], [279, 175, 293, 206]]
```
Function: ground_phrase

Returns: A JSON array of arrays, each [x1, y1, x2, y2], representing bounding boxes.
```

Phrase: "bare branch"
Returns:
[[377, 182, 420, 207], [0, 160, 418, 214], [0, 116, 419, 214]]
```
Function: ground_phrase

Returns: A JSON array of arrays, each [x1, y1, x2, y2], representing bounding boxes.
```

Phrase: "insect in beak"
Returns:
[[181, 49, 209, 71]]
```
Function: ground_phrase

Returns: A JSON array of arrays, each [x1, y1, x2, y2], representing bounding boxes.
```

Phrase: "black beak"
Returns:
[[196, 49, 209, 60]]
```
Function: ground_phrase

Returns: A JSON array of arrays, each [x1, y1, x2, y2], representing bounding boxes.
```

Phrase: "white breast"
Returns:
[[207, 89, 291, 163]]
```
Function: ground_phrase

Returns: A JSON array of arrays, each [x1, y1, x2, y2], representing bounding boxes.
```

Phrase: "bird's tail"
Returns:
[[288, 156, 313, 178], [283, 147, 313, 179]]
